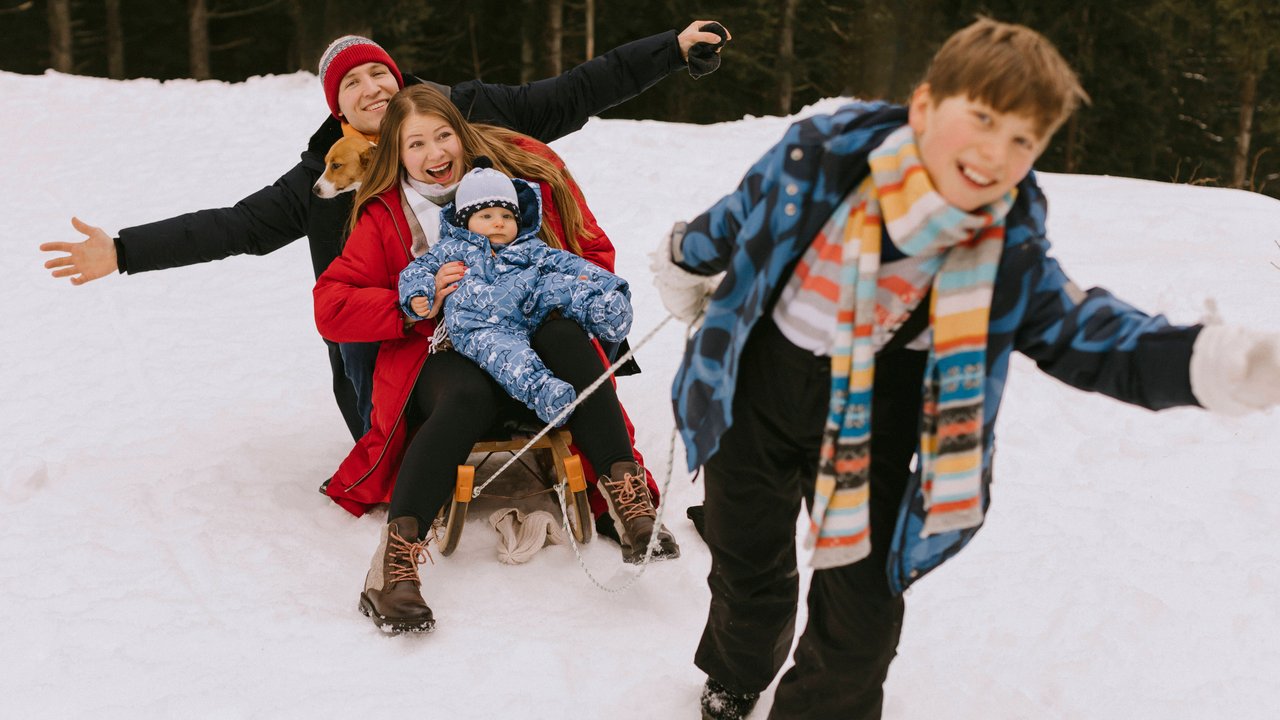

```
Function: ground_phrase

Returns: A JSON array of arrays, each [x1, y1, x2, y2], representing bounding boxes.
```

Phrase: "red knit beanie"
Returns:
[[318, 35, 404, 119]]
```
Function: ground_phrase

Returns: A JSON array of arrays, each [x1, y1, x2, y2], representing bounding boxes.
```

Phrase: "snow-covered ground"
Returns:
[[5, 70, 1279, 719]]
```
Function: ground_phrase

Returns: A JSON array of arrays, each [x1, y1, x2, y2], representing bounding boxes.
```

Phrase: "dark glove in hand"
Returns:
[[688, 22, 728, 79]]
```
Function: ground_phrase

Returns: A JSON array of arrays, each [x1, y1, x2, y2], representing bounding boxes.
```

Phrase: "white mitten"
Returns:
[[649, 221, 723, 325], [1189, 324, 1280, 415]]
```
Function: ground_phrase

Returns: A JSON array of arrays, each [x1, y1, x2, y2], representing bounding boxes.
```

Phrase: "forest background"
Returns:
[[5, 0, 1280, 198]]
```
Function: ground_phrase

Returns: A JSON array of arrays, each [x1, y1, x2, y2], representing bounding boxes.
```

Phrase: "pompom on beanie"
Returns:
[[453, 157, 521, 228], [318, 35, 404, 120]]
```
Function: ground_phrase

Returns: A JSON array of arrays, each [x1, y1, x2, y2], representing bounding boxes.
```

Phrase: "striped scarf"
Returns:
[[805, 125, 1015, 570]]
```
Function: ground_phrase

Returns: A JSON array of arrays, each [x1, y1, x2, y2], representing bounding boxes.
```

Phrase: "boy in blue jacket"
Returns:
[[651, 18, 1280, 720]]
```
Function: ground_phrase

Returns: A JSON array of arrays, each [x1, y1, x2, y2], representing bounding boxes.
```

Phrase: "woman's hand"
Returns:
[[677, 20, 731, 61], [420, 260, 466, 319], [40, 217, 118, 285]]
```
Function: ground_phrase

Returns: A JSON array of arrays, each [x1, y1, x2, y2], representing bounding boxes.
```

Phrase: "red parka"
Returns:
[[314, 136, 656, 517]]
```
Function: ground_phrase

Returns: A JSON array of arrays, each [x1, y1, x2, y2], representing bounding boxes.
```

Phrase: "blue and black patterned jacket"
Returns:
[[672, 101, 1204, 593]]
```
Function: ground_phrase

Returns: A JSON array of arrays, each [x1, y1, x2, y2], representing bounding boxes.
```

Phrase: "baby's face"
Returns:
[[468, 207, 518, 245], [908, 85, 1048, 211]]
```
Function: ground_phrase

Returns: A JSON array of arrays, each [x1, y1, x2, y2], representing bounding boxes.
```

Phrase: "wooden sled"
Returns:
[[438, 428, 595, 556]]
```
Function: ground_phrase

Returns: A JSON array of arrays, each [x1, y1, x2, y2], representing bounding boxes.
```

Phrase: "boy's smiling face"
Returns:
[[908, 84, 1048, 212]]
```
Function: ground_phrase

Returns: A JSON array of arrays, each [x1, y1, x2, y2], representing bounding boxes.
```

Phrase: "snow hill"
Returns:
[[5, 70, 1280, 719]]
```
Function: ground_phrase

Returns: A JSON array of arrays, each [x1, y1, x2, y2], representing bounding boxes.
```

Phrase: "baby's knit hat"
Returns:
[[318, 35, 403, 120], [453, 157, 520, 228]]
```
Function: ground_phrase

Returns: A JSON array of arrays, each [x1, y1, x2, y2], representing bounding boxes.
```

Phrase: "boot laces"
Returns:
[[603, 471, 655, 522], [388, 526, 436, 584]]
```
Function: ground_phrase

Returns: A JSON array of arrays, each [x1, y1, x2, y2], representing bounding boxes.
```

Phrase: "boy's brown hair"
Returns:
[[923, 17, 1089, 138]]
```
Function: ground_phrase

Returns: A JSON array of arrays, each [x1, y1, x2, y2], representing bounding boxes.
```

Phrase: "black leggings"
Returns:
[[388, 318, 634, 529]]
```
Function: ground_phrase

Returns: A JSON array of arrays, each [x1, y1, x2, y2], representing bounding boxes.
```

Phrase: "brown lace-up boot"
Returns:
[[358, 516, 436, 634], [598, 460, 680, 564]]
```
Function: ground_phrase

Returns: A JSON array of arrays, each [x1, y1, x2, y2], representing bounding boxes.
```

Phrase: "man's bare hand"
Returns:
[[40, 217, 118, 285]]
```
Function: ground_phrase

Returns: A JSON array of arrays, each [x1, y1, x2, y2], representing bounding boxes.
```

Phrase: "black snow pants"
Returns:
[[694, 316, 927, 720]]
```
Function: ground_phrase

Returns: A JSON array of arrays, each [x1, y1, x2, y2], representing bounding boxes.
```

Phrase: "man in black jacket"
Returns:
[[40, 21, 729, 441]]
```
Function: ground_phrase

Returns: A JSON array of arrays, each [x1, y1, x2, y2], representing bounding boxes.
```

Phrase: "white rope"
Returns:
[[553, 415, 680, 593], [470, 313, 677, 498], [460, 309, 696, 593], [551, 312, 698, 592]]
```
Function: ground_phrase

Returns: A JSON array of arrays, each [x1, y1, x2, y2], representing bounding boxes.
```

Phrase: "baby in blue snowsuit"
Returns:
[[398, 160, 632, 424]]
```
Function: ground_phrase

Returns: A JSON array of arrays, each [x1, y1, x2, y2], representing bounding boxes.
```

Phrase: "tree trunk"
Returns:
[[105, 0, 124, 78], [189, 0, 210, 80], [1232, 65, 1258, 189], [1064, 3, 1092, 174], [286, 0, 373, 73], [467, 5, 481, 79], [285, 0, 322, 73], [585, 0, 594, 60], [1063, 114, 1079, 174], [546, 0, 562, 77], [48, 0, 73, 73], [520, 0, 536, 83], [778, 0, 799, 115], [324, 0, 373, 40], [858, 6, 896, 100]]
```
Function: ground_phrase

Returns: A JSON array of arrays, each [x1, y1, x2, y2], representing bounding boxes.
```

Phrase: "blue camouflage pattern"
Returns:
[[399, 178, 632, 424], [671, 101, 1204, 594]]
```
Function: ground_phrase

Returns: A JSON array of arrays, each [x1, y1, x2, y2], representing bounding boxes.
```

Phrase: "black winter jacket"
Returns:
[[115, 30, 688, 280]]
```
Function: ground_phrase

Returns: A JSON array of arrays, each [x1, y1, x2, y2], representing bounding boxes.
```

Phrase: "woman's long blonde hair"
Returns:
[[348, 84, 589, 255]]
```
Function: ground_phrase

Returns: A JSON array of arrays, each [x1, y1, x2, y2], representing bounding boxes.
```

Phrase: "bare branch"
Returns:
[[0, 1, 33, 15]]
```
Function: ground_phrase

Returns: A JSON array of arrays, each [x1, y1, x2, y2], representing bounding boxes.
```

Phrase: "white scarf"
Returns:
[[401, 174, 459, 257]]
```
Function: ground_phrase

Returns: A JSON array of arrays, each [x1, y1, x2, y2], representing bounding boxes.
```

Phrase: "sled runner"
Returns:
[[438, 427, 595, 555]]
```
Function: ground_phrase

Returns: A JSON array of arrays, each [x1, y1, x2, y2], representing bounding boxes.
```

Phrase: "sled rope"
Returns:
[[465, 309, 696, 592], [470, 312, 677, 498], [554, 413, 680, 593], [554, 313, 696, 591]]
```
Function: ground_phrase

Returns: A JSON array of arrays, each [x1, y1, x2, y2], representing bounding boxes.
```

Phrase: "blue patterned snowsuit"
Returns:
[[399, 178, 632, 424]]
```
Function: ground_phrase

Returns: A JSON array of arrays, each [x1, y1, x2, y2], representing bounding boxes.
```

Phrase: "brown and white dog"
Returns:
[[312, 135, 375, 198]]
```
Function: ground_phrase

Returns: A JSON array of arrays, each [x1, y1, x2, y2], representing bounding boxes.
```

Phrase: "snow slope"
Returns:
[[4, 70, 1279, 719]]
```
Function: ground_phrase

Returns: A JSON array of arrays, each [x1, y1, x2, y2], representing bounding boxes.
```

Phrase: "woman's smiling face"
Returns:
[[399, 112, 465, 186]]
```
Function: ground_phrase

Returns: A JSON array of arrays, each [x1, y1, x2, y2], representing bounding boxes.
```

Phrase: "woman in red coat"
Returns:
[[314, 85, 678, 634]]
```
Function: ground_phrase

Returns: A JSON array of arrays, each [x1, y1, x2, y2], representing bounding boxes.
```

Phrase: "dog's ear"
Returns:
[[359, 143, 374, 169]]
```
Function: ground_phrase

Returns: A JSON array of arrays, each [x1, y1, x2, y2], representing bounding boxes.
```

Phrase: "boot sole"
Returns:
[[358, 593, 436, 635], [621, 543, 681, 565]]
